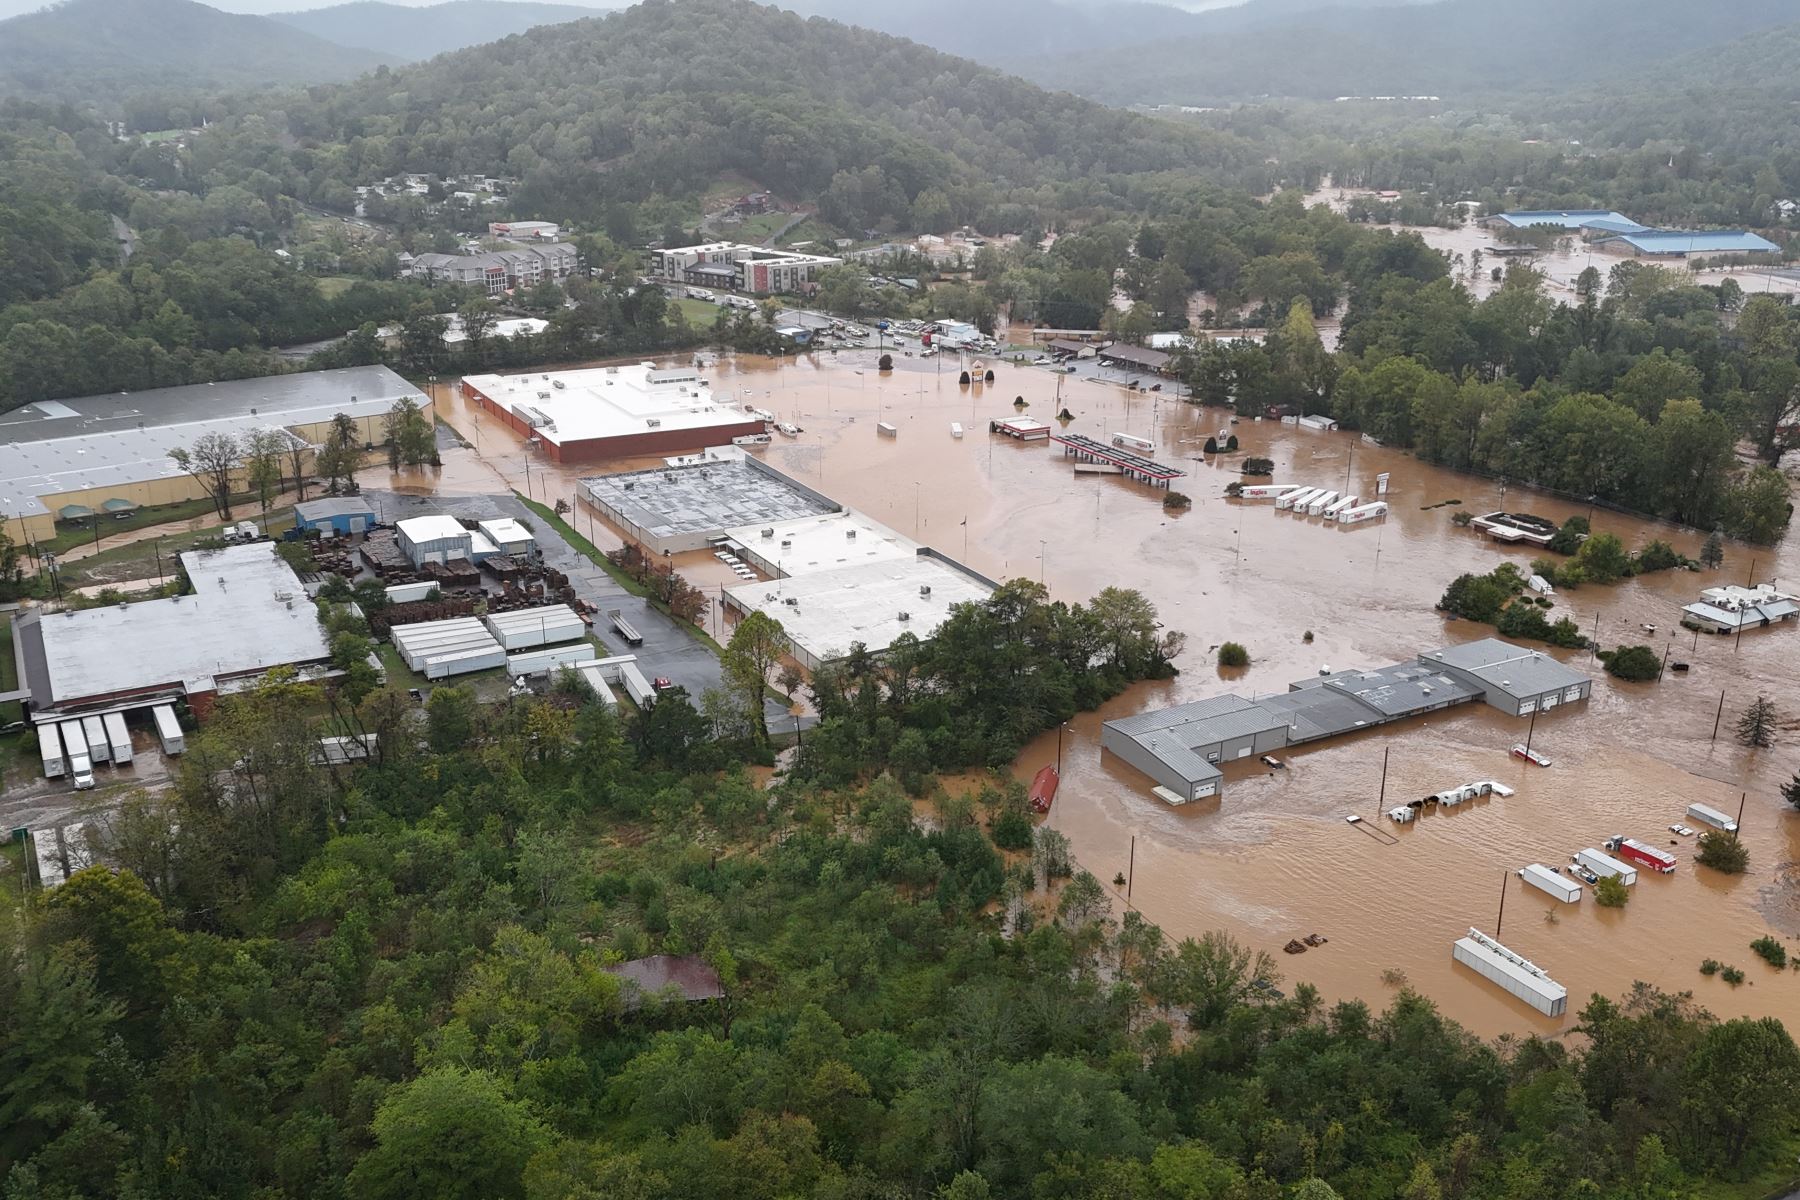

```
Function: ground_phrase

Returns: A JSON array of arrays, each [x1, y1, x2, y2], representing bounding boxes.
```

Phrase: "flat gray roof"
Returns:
[[19, 542, 331, 710], [295, 497, 378, 521], [1304, 661, 1485, 718], [1419, 638, 1590, 699], [583, 457, 835, 542], [0, 366, 420, 520], [1104, 694, 1288, 783], [1255, 686, 1385, 743]]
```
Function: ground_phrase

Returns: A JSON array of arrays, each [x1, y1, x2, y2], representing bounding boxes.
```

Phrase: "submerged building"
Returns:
[[461, 364, 766, 460], [1102, 638, 1590, 801]]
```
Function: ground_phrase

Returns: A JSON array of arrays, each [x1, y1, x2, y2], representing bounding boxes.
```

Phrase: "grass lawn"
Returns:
[[376, 643, 432, 692], [775, 217, 837, 248], [316, 276, 361, 300], [59, 504, 295, 589], [0, 618, 17, 694], [732, 211, 788, 242], [514, 495, 724, 655], [672, 297, 723, 327], [37, 497, 224, 556]]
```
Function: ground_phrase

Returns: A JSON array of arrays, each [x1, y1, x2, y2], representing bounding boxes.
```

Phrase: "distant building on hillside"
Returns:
[[648, 242, 842, 295], [1484, 210, 1650, 237], [487, 220, 560, 240]]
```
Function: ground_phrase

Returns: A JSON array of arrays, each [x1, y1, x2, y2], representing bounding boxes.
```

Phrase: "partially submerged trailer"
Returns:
[[1323, 493, 1358, 519], [1305, 490, 1340, 516], [1686, 802, 1737, 833], [1604, 835, 1676, 874], [1337, 500, 1390, 525], [103, 712, 133, 767], [152, 704, 185, 755], [1451, 927, 1568, 1017], [1573, 847, 1637, 886], [1277, 487, 1320, 512], [1237, 483, 1301, 500], [1518, 863, 1582, 903]]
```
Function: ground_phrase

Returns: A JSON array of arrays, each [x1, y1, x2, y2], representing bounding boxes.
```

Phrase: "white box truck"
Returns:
[[38, 722, 65, 780], [81, 714, 110, 765], [103, 712, 133, 766], [1573, 847, 1636, 886], [152, 704, 185, 755], [1686, 802, 1738, 833], [59, 721, 95, 790], [1518, 863, 1581, 903]]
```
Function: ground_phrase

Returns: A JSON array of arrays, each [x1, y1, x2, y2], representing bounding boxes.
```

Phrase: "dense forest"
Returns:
[[4, 580, 1799, 1200]]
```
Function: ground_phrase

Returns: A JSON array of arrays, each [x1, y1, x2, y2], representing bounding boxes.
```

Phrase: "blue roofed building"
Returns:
[[1485, 210, 1650, 235], [1595, 230, 1781, 258]]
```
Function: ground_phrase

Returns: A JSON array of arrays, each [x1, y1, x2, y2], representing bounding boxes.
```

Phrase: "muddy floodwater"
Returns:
[[426, 346, 1800, 1037]]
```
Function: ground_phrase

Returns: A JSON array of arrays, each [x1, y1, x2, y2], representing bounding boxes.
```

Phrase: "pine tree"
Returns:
[[1782, 772, 1800, 811], [1699, 529, 1724, 569], [1735, 694, 1777, 749]]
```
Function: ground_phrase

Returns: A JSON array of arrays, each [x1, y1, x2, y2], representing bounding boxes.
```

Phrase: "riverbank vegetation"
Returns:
[[4, 661, 1799, 1199]]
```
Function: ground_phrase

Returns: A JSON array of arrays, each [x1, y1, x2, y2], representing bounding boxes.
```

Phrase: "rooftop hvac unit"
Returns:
[[646, 418, 661, 428], [623, 481, 634, 490], [761, 528, 774, 538], [780, 539, 791, 548], [897, 611, 911, 621], [919, 585, 932, 597], [606, 366, 618, 374], [846, 530, 857, 539], [783, 596, 798, 606]]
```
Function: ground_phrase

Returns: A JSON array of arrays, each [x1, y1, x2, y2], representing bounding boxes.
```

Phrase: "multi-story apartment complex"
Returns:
[[407, 242, 579, 296], [649, 242, 841, 295]]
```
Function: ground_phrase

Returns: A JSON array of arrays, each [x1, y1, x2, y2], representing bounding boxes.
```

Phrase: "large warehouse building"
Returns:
[[12, 542, 334, 722], [0, 366, 423, 544], [461, 364, 767, 460], [582, 450, 836, 555], [1102, 639, 1589, 801]]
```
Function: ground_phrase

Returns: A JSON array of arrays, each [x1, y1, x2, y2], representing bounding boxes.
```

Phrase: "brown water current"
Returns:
[[426, 347, 1800, 1038]]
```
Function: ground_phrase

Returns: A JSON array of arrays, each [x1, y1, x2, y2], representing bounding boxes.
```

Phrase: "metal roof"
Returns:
[[1105, 695, 1288, 784], [1491, 210, 1647, 232], [1098, 344, 1172, 369], [1419, 638, 1589, 699], [1599, 230, 1780, 254], [295, 497, 377, 521], [1307, 662, 1485, 718], [1683, 598, 1799, 627]]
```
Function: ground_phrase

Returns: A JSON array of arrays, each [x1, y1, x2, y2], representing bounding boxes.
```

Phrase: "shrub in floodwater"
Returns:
[[1593, 875, 1629, 908], [1751, 936, 1788, 969], [1700, 959, 1721, 976], [1721, 965, 1746, 985], [1218, 642, 1249, 668]]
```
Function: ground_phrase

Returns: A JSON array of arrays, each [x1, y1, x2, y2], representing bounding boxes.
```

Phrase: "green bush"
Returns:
[[1634, 539, 1684, 573], [1451, 510, 1474, 527], [1750, 936, 1788, 968], [1700, 958, 1721, 976], [1218, 642, 1250, 668], [1602, 644, 1661, 682], [1593, 875, 1629, 907], [1696, 829, 1749, 874], [1547, 516, 1588, 555], [1225, 434, 1239, 450], [1241, 457, 1274, 476], [1204, 437, 1220, 453], [1497, 601, 1553, 641], [1721, 965, 1746, 985], [1163, 491, 1192, 511], [989, 807, 1034, 851], [879, 353, 893, 370]]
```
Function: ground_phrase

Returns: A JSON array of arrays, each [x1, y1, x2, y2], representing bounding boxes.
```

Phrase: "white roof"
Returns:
[[29, 543, 329, 706], [725, 555, 994, 663], [462, 364, 758, 448], [724, 510, 916, 577], [397, 514, 470, 544], [478, 517, 535, 546]]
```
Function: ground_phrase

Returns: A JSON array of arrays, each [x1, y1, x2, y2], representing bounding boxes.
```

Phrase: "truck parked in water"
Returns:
[[1518, 863, 1582, 903], [1686, 802, 1737, 833], [1573, 847, 1636, 886], [1604, 835, 1676, 874]]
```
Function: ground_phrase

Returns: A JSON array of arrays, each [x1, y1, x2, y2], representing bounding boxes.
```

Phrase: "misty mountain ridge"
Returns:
[[271, 0, 606, 60], [0, 0, 398, 95]]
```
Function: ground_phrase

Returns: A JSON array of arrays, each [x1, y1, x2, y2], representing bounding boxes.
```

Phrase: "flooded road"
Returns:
[[427, 347, 1800, 1037]]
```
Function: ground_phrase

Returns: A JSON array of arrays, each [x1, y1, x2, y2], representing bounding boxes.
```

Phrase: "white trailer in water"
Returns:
[[1686, 802, 1738, 833], [1305, 490, 1340, 516], [81, 715, 110, 765], [1323, 494, 1358, 519], [1451, 927, 1568, 1017], [1237, 483, 1300, 500], [103, 712, 133, 766], [1277, 487, 1320, 512], [152, 704, 185, 755], [1337, 500, 1389, 525], [1574, 847, 1637, 886], [38, 721, 65, 779], [1518, 863, 1581, 903]]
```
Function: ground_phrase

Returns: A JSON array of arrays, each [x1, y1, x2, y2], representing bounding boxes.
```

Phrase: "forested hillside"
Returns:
[[3, 584, 1797, 1200], [0, 0, 396, 98], [263, 0, 1270, 228], [271, 0, 599, 62], [1013, 0, 1800, 105]]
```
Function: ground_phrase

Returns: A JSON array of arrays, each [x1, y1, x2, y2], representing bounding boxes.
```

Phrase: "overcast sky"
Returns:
[[2, 0, 1250, 19]]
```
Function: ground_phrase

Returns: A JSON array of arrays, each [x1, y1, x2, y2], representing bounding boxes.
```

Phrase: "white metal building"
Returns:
[[396, 515, 473, 566]]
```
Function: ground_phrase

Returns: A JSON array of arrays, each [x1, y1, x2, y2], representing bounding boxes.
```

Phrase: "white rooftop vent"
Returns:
[[897, 611, 911, 621], [761, 528, 775, 538]]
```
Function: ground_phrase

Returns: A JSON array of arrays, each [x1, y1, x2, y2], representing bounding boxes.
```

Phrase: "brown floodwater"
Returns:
[[425, 346, 1800, 1038]]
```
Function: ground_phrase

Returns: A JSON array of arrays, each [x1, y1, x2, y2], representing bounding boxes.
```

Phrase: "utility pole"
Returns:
[[1127, 835, 1136, 900], [1711, 690, 1726, 742], [1377, 746, 1390, 817], [1734, 791, 1746, 841], [1524, 705, 1539, 756], [1495, 869, 1508, 939], [1590, 611, 1600, 658], [1056, 722, 1067, 775]]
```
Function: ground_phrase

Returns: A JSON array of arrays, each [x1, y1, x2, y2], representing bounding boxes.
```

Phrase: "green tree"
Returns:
[[346, 1068, 548, 1200], [1780, 771, 1800, 811], [1593, 875, 1629, 907], [1678, 1018, 1800, 1171], [244, 428, 290, 517], [0, 944, 121, 1169], [318, 412, 363, 495], [1735, 694, 1776, 748], [426, 685, 478, 753], [1603, 645, 1660, 682], [1572, 532, 1632, 585], [1699, 529, 1724, 569], [722, 611, 788, 746], [1696, 830, 1749, 874]]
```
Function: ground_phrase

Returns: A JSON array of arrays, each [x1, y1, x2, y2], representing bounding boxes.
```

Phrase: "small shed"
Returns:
[[602, 954, 725, 1009], [294, 497, 376, 535], [477, 517, 536, 557], [1098, 344, 1172, 374], [397, 514, 473, 567]]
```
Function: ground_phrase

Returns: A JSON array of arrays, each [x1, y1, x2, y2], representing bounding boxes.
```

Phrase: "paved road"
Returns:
[[369, 489, 800, 731]]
